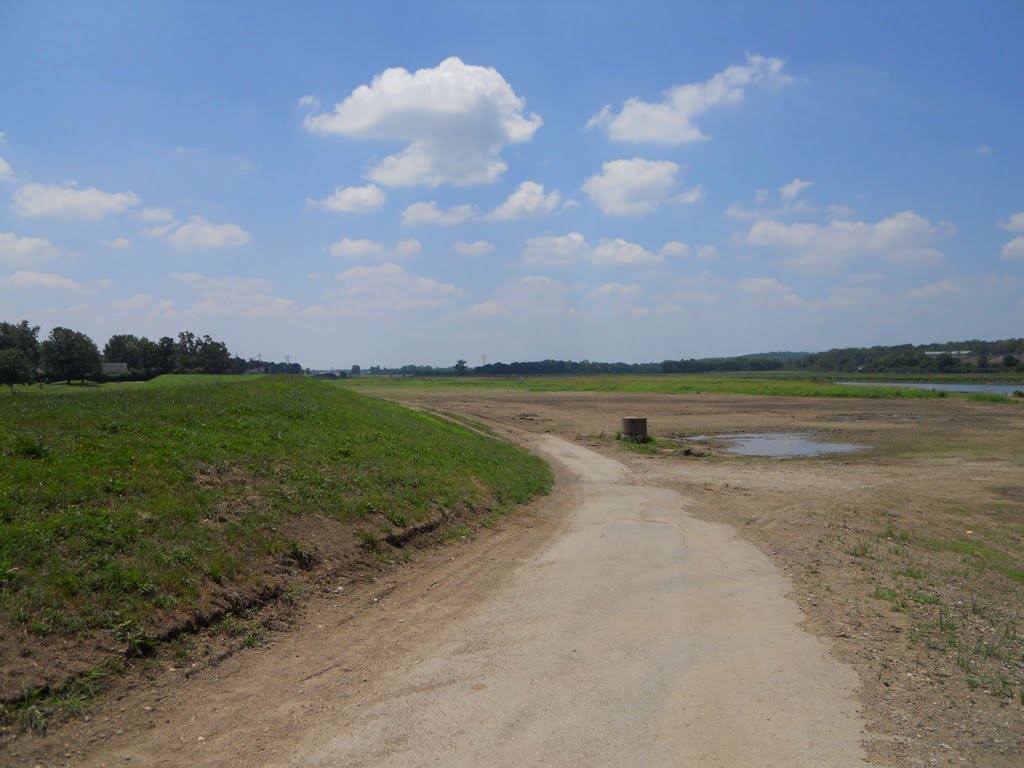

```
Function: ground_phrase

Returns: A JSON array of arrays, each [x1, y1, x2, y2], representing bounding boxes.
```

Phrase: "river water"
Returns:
[[838, 381, 1023, 396]]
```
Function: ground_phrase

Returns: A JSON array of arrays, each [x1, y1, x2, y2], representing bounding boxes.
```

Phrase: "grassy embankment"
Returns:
[[0, 375, 551, 727], [342, 373, 1023, 401]]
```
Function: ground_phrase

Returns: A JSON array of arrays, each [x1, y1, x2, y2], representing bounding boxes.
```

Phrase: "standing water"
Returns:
[[838, 381, 1023, 397], [692, 432, 866, 458]]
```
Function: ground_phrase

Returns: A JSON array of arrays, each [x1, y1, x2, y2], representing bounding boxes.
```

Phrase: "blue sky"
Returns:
[[1, 1, 1022, 368]]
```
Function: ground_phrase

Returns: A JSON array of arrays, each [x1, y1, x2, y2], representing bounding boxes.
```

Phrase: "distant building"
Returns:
[[102, 362, 128, 375], [923, 350, 972, 357]]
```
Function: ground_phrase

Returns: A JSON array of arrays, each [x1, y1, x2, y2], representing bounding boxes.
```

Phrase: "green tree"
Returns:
[[175, 331, 200, 372], [196, 335, 232, 374], [351, 364, 361, 376], [104, 334, 157, 374], [0, 320, 41, 366], [1004, 354, 1019, 369], [40, 327, 102, 384], [156, 336, 176, 374], [454, 359, 468, 375], [0, 348, 35, 392], [934, 352, 957, 373]]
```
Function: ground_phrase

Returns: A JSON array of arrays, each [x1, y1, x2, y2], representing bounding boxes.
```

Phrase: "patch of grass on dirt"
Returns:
[[0, 375, 551, 715], [863, 518, 1024, 704], [0, 660, 125, 731]]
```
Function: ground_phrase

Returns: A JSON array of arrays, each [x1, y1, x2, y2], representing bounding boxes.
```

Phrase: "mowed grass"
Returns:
[[0, 375, 551, 641], [341, 373, 968, 399]]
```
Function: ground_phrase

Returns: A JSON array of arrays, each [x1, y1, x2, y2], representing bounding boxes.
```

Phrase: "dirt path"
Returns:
[[18, 433, 874, 767], [284, 435, 869, 767]]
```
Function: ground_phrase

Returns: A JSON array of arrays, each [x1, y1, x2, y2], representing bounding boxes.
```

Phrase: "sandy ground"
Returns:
[[9, 388, 1023, 767]]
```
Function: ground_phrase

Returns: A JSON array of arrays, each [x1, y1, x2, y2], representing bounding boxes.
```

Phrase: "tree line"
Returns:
[[661, 341, 1023, 375], [358, 339, 1024, 378], [0, 319, 301, 391]]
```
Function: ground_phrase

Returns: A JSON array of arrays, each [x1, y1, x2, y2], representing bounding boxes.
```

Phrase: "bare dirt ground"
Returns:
[[381, 389, 1024, 768], [6, 389, 1023, 767]]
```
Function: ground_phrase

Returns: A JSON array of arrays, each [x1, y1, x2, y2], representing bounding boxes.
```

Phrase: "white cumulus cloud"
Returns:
[[402, 201, 476, 226], [304, 57, 541, 186], [469, 299, 502, 317], [1002, 212, 1024, 232], [675, 185, 705, 205], [334, 263, 459, 311], [328, 238, 421, 260], [746, 210, 953, 270], [736, 276, 802, 306], [522, 232, 662, 268], [583, 158, 690, 216], [0, 232, 61, 266], [0, 157, 12, 180], [167, 216, 250, 250], [12, 183, 139, 219], [660, 241, 690, 258], [587, 54, 791, 144], [2, 270, 89, 293], [522, 233, 592, 267], [454, 240, 494, 256], [779, 178, 813, 200], [487, 181, 561, 221], [1001, 236, 1024, 261], [592, 239, 661, 267], [659, 240, 692, 259], [309, 184, 386, 214]]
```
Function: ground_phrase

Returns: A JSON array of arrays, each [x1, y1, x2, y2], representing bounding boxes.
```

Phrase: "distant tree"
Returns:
[[40, 327, 102, 384], [104, 334, 136, 364], [977, 354, 989, 370], [454, 359, 468, 375], [156, 336, 176, 374], [196, 335, 232, 374], [351, 364, 361, 376], [934, 353, 957, 373], [0, 348, 35, 393], [104, 334, 159, 375], [1004, 354, 1020, 369], [0, 320, 41, 366], [175, 331, 200, 372]]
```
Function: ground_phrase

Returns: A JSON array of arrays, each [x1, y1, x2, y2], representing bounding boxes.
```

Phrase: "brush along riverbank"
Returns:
[[0, 375, 551, 730]]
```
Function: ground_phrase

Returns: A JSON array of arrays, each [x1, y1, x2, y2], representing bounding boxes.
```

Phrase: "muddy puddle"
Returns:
[[692, 432, 867, 458]]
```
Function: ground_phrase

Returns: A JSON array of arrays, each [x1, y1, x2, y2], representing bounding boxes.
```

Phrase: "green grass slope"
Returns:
[[0, 375, 551, 697]]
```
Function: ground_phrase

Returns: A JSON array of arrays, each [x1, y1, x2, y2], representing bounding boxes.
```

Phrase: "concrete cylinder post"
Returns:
[[621, 416, 648, 443]]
